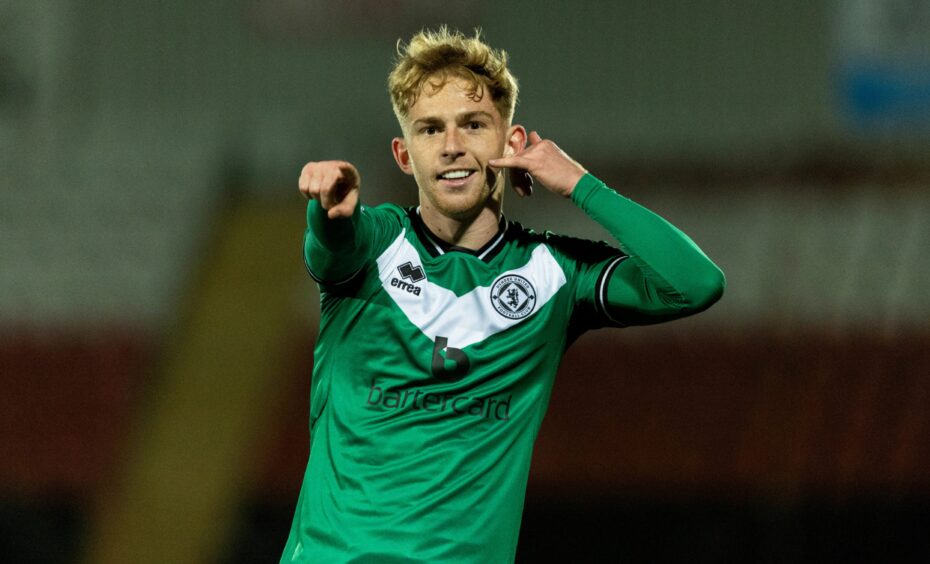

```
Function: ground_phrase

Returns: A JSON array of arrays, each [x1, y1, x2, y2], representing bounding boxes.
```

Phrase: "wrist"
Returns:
[[568, 173, 606, 206], [561, 169, 586, 198], [565, 170, 596, 200]]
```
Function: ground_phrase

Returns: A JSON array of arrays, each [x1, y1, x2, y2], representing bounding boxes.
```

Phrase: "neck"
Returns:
[[418, 203, 502, 250]]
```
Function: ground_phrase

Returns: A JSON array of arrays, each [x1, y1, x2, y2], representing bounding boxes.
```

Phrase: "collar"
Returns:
[[408, 207, 509, 263]]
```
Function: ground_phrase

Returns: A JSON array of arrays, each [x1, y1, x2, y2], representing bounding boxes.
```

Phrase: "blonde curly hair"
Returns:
[[388, 26, 519, 127]]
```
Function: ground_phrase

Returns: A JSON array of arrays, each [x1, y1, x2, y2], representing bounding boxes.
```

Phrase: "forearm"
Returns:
[[303, 200, 369, 284], [572, 174, 725, 320]]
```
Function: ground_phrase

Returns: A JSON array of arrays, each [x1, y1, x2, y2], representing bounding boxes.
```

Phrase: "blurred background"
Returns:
[[2, 1, 929, 562]]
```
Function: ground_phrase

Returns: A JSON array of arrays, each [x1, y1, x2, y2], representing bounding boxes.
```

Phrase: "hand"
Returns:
[[489, 131, 587, 198], [508, 168, 534, 198], [298, 160, 360, 219]]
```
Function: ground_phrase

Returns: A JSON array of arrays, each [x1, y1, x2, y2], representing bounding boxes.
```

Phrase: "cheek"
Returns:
[[487, 136, 508, 157], [405, 147, 424, 172], [465, 137, 498, 160], [485, 166, 497, 188], [408, 141, 435, 166], [409, 162, 427, 181], [409, 157, 434, 184]]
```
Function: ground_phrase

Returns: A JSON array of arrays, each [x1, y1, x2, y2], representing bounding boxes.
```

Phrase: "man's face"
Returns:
[[392, 78, 524, 221]]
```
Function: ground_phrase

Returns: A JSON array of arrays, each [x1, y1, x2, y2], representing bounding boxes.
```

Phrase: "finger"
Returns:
[[506, 166, 523, 196], [508, 168, 531, 197], [328, 186, 358, 219], [528, 131, 542, 146], [320, 170, 342, 209], [336, 162, 358, 188], [308, 172, 323, 202], [488, 155, 526, 170], [299, 165, 314, 197]]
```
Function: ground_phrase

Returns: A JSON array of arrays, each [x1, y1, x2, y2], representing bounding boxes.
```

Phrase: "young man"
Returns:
[[283, 27, 724, 563]]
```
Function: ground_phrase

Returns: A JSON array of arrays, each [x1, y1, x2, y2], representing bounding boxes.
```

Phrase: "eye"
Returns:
[[424, 126, 438, 135], [467, 121, 483, 130]]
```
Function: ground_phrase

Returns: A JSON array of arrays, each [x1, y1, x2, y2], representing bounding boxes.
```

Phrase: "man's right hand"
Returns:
[[298, 160, 360, 219]]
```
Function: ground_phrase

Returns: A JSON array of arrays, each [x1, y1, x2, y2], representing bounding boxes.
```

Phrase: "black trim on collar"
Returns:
[[407, 207, 509, 263]]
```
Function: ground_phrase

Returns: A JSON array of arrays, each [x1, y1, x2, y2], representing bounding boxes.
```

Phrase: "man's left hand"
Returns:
[[489, 131, 587, 198]]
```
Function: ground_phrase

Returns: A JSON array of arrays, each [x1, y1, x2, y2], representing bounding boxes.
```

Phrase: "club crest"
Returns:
[[490, 275, 536, 319]]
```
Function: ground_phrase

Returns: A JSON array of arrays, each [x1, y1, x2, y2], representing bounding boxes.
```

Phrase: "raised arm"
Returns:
[[489, 132, 725, 324], [571, 174, 725, 323], [298, 160, 370, 285]]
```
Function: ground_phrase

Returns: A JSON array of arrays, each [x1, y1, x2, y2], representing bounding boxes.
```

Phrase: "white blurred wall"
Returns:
[[1, 0, 928, 330]]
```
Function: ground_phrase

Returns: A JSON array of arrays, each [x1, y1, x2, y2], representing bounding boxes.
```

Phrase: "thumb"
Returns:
[[327, 188, 358, 219]]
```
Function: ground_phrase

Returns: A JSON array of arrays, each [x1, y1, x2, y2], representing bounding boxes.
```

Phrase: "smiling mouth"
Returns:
[[436, 169, 476, 181]]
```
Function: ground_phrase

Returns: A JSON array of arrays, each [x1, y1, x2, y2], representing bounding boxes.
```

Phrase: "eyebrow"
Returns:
[[412, 111, 496, 128], [460, 111, 495, 122]]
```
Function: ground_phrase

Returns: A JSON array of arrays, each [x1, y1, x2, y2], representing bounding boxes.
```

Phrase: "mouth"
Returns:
[[436, 168, 476, 187]]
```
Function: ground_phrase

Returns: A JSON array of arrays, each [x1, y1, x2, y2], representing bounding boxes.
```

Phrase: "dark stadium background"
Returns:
[[2, 2, 929, 563]]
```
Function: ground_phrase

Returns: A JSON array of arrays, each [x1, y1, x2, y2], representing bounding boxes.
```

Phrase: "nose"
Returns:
[[442, 128, 465, 159]]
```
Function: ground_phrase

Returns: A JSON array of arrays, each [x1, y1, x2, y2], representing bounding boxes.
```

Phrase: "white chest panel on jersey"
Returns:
[[375, 230, 567, 349]]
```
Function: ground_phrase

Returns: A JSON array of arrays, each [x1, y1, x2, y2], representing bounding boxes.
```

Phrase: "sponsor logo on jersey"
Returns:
[[367, 378, 511, 421], [390, 261, 425, 296], [432, 336, 470, 381], [490, 274, 536, 319]]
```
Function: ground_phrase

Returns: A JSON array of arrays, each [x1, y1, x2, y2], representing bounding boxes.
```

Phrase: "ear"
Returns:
[[391, 137, 414, 175], [504, 124, 527, 158]]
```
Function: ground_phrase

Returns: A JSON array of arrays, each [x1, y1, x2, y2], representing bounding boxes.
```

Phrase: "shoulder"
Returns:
[[363, 202, 409, 222], [507, 220, 623, 265], [359, 203, 415, 241]]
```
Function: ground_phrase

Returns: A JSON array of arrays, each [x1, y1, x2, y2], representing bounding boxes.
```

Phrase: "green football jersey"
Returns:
[[283, 205, 623, 563], [282, 174, 724, 563]]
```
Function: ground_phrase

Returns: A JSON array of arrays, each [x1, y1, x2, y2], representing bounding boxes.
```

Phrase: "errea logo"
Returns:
[[390, 261, 425, 296], [490, 274, 536, 319], [397, 261, 425, 282]]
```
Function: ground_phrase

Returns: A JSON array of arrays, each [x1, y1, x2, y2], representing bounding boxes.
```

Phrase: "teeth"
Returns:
[[440, 170, 471, 180]]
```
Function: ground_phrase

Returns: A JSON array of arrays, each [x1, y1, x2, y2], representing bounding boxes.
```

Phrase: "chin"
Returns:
[[420, 174, 501, 220], [435, 198, 485, 220]]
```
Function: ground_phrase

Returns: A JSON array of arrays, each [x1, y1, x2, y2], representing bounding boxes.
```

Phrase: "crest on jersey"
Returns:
[[490, 275, 536, 319]]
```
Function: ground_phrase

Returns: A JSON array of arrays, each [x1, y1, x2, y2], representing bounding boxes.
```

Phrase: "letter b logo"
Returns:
[[432, 336, 470, 381]]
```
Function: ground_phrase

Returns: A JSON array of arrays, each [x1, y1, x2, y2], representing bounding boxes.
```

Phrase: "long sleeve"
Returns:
[[571, 173, 725, 325], [303, 200, 372, 285]]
